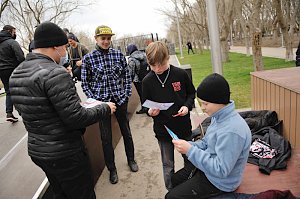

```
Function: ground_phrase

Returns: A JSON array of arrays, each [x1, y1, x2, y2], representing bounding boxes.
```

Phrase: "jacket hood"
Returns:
[[130, 50, 146, 61], [0, 30, 12, 43], [127, 44, 138, 55]]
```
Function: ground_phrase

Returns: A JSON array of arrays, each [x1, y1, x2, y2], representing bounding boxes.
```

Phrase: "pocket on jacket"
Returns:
[[92, 66, 104, 80], [111, 62, 123, 79]]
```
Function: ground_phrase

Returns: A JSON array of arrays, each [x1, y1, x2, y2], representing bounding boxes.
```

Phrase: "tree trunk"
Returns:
[[252, 30, 263, 71], [245, 30, 251, 56], [220, 40, 229, 62], [250, 0, 264, 71], [273, 0, 294, 61], [285, 32, 294, 60]]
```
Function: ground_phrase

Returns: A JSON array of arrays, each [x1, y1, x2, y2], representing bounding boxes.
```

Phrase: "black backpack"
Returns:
[[137, 56, 150, 81]]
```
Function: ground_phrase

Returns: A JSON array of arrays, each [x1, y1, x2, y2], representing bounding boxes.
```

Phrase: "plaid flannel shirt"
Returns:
[[81, 48, 132, 105]]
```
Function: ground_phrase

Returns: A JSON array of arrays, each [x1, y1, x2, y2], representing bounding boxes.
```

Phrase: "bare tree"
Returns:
[[218, 0, 234, 62], [234, 0, 252, 56], [296, 0, 300, 26], [250, 0, 264, 71], [0, 0, 10, 19], [1, 0, 93, 50], [274, 0, 296, 61]]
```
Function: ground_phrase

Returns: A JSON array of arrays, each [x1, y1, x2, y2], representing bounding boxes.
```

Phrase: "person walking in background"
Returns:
[[127, 44, 149, 114], [0, 25, 25, 122], [142, 41, 196, 190], [186, 41, 194, 54], [67, 33, 89, 81], [165, 73, 251, 199], [9, 21, 116, 199], [296, 40, 300, 67], [82, 25, 138, 184]]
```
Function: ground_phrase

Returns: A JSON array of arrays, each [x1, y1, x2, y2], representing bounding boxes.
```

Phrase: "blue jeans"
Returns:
[[158, 140, 175, 190], [0, 69, 14, 113], [98, 101, 135, 171]]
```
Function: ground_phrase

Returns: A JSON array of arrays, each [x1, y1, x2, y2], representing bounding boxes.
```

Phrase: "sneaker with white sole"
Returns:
[[6, 113, 18, 123]]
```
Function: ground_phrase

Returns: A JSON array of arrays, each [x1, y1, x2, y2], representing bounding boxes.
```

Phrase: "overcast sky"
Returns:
[[67, 0, 174, 39]]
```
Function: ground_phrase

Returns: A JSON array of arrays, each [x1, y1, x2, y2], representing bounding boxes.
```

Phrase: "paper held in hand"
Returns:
[[142, 99, 174, 110], [164, 125, 179, 140], [81, 98, 103, 108]]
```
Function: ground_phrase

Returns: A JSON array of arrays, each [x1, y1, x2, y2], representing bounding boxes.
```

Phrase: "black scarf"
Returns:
[[95, 44, 109, 54]]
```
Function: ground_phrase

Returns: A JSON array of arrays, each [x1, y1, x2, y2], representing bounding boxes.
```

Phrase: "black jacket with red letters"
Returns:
[[142, 65, 195, 141]]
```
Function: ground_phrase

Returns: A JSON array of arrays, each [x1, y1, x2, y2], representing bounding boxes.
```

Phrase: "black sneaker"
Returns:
[[128, 160, 139, 172], [109, 170, 118, 184], [6, 113, 18, 123]]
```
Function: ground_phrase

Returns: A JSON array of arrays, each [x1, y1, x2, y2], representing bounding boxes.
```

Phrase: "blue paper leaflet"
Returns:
[[164, 125, 179, 140]]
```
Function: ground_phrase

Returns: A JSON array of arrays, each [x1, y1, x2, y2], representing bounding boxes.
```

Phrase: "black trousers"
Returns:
[[72, 66, 81, 81], [165, 161, 223, 199], [133, 81, 142, 105], [31, 150, 96, 199], [0, 69, 14, 113], [188, 48, 194, 54], [98, 101, 135, 171]]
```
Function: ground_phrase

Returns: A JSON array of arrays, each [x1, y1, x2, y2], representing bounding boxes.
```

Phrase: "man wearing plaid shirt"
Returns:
[[82, 25, 138, 184]]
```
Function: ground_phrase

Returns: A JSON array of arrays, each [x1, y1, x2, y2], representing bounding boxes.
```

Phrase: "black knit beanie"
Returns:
[[67, 33, 76, 41], [34, 21, 68, 48], [197, 73, 230, 104]]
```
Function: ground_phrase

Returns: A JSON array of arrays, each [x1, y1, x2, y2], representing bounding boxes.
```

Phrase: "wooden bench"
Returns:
[[251, 67, 300, 149], [236, 149, 300, 197]]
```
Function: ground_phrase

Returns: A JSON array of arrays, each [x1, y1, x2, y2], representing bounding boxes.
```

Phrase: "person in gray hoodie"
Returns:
[[0, 25, 25, 122], [127, 44, 150, 114]]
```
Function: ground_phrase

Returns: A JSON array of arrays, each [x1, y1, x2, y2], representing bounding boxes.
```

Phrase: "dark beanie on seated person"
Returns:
[[34, 21, 68, 48], [197, 73, 230, 104]]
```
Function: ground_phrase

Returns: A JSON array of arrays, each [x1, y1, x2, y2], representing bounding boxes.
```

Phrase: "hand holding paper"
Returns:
[[81, 98, 103, 108], [172, 139, 192, 154]]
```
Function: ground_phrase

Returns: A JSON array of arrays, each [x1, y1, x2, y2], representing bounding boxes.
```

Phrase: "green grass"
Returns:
[[177, 49, 295, 109]]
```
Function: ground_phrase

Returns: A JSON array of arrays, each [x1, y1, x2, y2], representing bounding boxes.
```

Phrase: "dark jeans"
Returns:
[[72, 66, 81, 81], [0, 69, 14, 113], [158, 140, 175, 190], [165, 161, 223, 199], [31, 151, 96, 199], [98, 101, 135, 171], [133, 81, 142, 105]]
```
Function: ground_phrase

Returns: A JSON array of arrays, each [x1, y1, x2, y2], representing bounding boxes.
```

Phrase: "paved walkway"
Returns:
[[230, 46, 298, 60]]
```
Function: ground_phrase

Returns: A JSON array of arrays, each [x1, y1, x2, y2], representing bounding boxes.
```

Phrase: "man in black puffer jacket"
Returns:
[[0, 25, 25, 122], [9, 21, 116, 199]]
